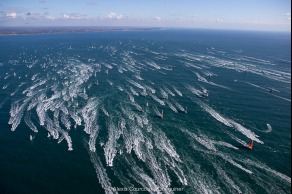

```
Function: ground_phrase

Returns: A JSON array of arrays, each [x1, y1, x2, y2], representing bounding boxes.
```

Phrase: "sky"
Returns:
[[0, 0, 291, 31]]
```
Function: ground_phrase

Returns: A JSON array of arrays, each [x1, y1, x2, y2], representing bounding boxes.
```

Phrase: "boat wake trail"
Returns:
[[1, 38, 290, 194], [196, 100, 264, 144]]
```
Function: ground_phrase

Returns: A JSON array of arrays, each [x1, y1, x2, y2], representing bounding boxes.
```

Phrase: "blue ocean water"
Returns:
[[0, 29, 290, 194]]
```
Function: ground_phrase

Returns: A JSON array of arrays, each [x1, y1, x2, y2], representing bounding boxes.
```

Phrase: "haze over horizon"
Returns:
[[0, 0, 291, 32]]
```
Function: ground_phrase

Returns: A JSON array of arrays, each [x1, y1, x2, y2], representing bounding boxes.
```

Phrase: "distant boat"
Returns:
[[266, 87, 274, 93], [248, 140, 253, 150], [29, 135, 34, 141], [203, 89, 209, 98]]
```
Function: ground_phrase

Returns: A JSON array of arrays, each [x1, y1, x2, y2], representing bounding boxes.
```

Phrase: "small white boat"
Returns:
[[29, 135, 34, 141], [203, 89, 209, 97]]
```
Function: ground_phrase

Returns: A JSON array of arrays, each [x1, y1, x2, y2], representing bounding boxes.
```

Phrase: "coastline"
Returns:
[[0, 26, 162, 36]]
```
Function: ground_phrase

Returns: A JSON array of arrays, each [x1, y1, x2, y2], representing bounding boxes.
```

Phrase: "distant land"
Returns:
[[0, 26, 162, 36]]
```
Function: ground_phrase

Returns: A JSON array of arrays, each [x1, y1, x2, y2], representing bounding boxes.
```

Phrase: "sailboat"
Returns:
[[153, 106, 163, 118], [29, 135, 34, 141], [203, 89, 209, 98], [248, 140, 253, 150]]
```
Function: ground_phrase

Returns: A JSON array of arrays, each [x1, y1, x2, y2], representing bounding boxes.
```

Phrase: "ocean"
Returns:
[[0, 29, 290, 194]]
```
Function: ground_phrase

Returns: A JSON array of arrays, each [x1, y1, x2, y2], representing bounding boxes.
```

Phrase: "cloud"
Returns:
[[6, 12, 17, 18], [173, 15, 200, 23], [154, 16, 162, 21], [284, 12, 291, 21], [63, 13, 84, 19], [215, 18, 224, 23], [63, 14, 70, 19], [107, 12, 123, 19], [45, 15, 55, 20]]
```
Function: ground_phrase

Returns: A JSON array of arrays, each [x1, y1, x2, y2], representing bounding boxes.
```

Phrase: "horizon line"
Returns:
[[0, 25, 291, 33]]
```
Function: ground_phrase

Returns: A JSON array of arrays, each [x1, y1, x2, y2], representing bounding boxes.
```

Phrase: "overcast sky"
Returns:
[[0, 0, 291, 31]]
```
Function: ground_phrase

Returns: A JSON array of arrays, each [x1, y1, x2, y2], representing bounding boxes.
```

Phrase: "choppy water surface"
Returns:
[[0, 29, 290, 194]]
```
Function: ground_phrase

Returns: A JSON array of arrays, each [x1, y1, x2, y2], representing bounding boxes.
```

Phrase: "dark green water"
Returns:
[[0, 29, 290, 194]]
